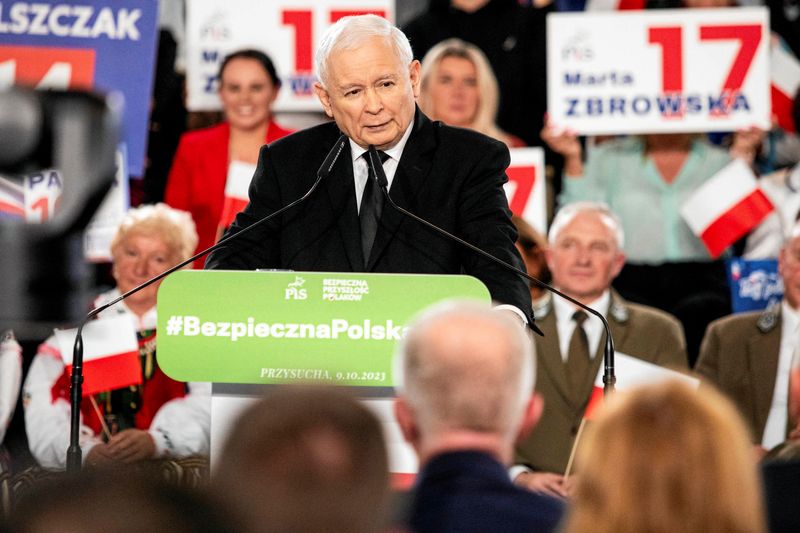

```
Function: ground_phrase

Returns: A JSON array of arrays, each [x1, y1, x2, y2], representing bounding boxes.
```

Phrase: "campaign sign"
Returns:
[[157, 271, 489, 387], [0, 1, 159, 176], [186, 0, 393, 112], [726, 257, 783, 313], [547, 8, 770, 135], [504, 147, 547, 236]]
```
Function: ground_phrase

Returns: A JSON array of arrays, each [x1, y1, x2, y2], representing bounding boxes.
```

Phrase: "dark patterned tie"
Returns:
[[566, 310, 591, 400], [360, 150, 389, 266]]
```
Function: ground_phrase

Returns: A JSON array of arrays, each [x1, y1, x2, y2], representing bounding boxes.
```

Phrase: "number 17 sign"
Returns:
[[547, 7, 770, 135]]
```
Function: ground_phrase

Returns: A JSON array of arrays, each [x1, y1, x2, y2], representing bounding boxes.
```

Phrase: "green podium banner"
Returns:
[[157, 271, 490, 387]]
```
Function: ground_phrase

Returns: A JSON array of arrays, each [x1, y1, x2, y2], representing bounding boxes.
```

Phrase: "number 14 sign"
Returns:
[[547, 7, 770, 135]]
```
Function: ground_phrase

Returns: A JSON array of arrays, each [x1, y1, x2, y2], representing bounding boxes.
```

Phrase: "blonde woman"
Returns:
[[419, 38, 524, 148], [564, 381, 767, 533]]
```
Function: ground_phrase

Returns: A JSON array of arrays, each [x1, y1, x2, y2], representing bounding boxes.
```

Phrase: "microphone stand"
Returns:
[[366, 146, 616, 398], [67, 134, 348, 472]]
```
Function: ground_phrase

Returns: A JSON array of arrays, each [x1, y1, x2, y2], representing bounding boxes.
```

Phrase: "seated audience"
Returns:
[[394, 301, 564, 533], [165, 49, 293, 266], [543, 124, 763, 364], [696, 219, 800, 452], [213, 386, 390, 533], [562, 381, 767, 533], [514, 202, 687, 497], [22, 204, 210, 470], [419, 38, 524, 148]]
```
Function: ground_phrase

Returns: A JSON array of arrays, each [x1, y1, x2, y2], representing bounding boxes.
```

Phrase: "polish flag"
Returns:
[[585, 0, 645, 11], [771, 43, 800, 133], [680, 159, 774, 258], [219, 161, 256, 230], [583, 352, 699, 420], [54, 315, 141, 396]]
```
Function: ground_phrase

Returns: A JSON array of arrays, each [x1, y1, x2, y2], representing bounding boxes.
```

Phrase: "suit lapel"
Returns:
[[748, 319, 782, 437], [323, 140, 364, 271], [366, 109, 437, 270]]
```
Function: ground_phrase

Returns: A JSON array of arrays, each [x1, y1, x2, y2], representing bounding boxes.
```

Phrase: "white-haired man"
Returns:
[[697, 220, 800, 453], [394, 302, 563, 533], [513, 201, 688, 496], [206, 14, 532, 324]]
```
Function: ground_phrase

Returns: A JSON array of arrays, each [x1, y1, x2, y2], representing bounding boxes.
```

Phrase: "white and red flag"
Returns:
[[219, 161, 256, 230], [585, 0, 645, 11], [584, 352, 699, 420], [54, 315, 141, 397], [680, 159, 774, 258], [770, 42, 800, 133]]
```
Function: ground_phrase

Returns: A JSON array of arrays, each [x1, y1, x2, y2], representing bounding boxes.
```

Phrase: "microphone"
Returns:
[[66, 134, 349, 472], [365, 145, 616, 396]]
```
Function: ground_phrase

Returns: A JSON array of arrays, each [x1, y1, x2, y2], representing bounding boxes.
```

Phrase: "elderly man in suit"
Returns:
[[513, 202, 688, 497], [696, 220, 800, 453], [206, 14, 531, 323], [394, 301, 564, 533]]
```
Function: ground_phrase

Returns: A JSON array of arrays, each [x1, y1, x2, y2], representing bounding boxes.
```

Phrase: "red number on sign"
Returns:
[[282, 10, 313, 72], [505, 166, 536, 216], [281, 9, 389, 74], [0, 45, 95, 90], [648, 27, 683, 93], [699, 24, 761, 95], [30, 197, 49, 222]]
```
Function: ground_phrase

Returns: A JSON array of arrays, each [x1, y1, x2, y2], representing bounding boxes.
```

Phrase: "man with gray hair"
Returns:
[[513, 201, 687, 497], [394, 301, 563, 533], [206, 14, 532, 325], [697, 219, 800, 453]]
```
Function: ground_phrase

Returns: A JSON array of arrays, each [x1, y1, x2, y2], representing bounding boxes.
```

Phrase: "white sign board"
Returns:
[[547, 8, 770, 135], [186, 0, 394, 112], [504, 147, 547, 237]]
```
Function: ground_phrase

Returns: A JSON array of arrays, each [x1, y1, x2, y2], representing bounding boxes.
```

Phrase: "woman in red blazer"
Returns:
[[165, 50, 293, 266]]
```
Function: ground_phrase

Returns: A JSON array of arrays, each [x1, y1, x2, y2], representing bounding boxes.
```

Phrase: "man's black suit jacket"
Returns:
[[206, 109, 532, 320]]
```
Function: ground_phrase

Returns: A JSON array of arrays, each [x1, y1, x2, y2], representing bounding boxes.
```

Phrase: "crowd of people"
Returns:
[[1, 0, 800, 531]]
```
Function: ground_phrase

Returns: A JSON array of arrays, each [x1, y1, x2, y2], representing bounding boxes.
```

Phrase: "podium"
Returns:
[[157, 270, 490, 476]]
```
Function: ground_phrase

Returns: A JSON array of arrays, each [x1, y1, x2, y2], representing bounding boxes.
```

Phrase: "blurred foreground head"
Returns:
[[0, 87, 118, 338], [564, 381, 766, 533], [10, 469, 231, 533], [213, 386, 390, 533]]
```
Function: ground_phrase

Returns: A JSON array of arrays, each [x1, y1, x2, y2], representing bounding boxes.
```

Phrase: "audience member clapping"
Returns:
[[562, 381, 767, 533], [212, 386, 390, 533], [22, 204, 209, 470], [419, 39, 524, 148]]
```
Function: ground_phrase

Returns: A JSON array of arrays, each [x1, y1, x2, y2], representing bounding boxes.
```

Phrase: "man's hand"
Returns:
[[540, 120, 583, 177], [514, 471, 569, 498], [106, 429, 156, 463]]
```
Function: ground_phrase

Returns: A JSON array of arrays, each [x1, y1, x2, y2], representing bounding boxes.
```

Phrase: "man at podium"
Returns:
[[205, 15, 532, 323]]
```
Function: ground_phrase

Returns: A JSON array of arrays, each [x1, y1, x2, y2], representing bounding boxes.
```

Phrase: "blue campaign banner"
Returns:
[[726, 257, 784, 313], [0, 0, 159, 177]]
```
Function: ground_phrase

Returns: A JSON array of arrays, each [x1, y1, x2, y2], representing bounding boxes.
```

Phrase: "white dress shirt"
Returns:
[[762, 300, 800, 449]]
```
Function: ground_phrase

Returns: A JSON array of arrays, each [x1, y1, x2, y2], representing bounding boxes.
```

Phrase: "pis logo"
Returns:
[[561, 31, 594, 62], [284, 276, 307, 300]]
